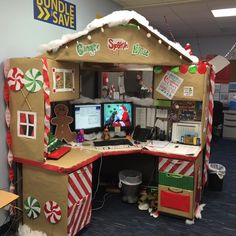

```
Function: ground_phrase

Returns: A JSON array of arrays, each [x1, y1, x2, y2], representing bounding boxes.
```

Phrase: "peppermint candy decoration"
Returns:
[[24, 68, 43, 92], [44, 201, 62, 224], [7, 67, 24, 91], [24, 196, 41, 219]]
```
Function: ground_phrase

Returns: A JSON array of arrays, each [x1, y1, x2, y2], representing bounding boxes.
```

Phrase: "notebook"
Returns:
[[47, 146, 71, 160]]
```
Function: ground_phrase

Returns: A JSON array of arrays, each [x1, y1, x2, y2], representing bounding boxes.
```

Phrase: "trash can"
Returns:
[[118, 170, 142, 204], [208, 163, 226, 191]]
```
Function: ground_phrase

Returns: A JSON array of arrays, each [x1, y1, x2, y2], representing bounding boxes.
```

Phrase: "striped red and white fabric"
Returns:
[[203, 67, 215, 186], [4, 60, 15, 215], [42, 57, 51, 160], [68, 164, 92, 236], [159, 157, 194, 176]]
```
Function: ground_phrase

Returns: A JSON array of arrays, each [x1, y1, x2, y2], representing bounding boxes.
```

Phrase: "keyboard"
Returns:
[[93, 138, 134, 147]]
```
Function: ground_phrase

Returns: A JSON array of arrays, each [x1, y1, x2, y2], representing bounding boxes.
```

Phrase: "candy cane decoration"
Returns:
[[203, 66, 215, 186], [42, 58, 51, 160], [4, 61, 15, 215], [44, 201, 62, 224]]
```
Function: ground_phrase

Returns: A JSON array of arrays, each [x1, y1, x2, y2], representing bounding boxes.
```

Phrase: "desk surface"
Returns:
[[0, 190, 19, 208], [14, 140, 202, 173]]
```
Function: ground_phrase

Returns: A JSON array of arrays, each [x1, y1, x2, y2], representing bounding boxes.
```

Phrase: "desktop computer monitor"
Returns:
[[103, 102, 133, 132], [72, 103, 102, 133]]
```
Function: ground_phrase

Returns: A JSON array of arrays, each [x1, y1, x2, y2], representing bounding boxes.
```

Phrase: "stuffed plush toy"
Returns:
[[101, 126, 111, 140], [138, 188, 159, 218]]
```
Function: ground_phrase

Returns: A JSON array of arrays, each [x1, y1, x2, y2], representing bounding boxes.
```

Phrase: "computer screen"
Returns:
[[103, 102, 133, 131], [72, 104, 102, 133]]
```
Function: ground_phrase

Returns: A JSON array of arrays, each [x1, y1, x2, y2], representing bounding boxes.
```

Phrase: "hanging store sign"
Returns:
[[33, 0, 76, 30]]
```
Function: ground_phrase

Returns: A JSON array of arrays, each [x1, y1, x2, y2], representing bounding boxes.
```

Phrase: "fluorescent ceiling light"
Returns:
[[211, 8, 236, 17]]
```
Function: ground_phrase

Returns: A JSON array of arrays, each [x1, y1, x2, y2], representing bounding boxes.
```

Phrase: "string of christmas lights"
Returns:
[[225, 41, 236, 59]]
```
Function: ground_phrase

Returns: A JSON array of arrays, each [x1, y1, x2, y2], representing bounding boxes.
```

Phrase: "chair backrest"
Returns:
[[213, 101, 224, 126]]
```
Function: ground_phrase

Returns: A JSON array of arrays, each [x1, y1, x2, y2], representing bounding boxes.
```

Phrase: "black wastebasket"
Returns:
[[118, 170, 142, 204], [208, 163, 226, 191]]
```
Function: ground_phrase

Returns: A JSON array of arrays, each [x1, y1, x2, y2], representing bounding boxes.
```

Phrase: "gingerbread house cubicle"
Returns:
[[4, 11, 213, 235]]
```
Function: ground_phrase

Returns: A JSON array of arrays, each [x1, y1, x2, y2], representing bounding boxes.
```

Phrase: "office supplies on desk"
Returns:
[[171, 122, 201, 144], [47, 146, 71, 159], [132, 125, 152, 142]]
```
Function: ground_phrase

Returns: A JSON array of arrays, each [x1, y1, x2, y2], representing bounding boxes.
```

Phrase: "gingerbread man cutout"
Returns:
[[51, 104, 76, 143]]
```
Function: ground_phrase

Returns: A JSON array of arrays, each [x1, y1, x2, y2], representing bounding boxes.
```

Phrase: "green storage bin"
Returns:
[[159, 172, 194, 190]]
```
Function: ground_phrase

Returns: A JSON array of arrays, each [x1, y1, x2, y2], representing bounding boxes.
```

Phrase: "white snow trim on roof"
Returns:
[[40, 10, 198, 64]]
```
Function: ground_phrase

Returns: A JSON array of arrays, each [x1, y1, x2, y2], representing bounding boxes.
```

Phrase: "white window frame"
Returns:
[[52, 68, 75, 93], [17, 111, 37, 139]]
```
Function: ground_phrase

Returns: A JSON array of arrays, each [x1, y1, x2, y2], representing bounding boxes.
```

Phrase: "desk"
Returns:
[[15, 141, 203, 236]]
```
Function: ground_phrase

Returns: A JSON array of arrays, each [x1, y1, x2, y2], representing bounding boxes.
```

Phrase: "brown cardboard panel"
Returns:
[[47, 59, 80, 102], [0, 190, 19, 208], [46, 25, 190, 66], [23, 165, 68, 236], [8, 58, 45, 162], [154, 70, 207, 101]]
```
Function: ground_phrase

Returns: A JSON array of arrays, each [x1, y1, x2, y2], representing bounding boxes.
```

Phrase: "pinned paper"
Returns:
[[156, 71, 183, 99], [135, 107, 147, 128], [183, 86, 194, 96], [118, 75, 125, 94]]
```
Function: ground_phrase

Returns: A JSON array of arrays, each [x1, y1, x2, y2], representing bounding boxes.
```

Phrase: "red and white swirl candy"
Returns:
[[7, 67, 24, 91], [44, 200, 62, 224]]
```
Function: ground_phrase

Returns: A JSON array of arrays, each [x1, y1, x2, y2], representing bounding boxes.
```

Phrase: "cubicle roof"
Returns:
[[42, 10, 199, 66]]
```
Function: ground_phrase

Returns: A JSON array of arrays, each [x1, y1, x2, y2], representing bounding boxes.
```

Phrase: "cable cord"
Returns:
[[92, 192, 115, 211], [92, 157, 103, 200], [3, 215, 22, 236]]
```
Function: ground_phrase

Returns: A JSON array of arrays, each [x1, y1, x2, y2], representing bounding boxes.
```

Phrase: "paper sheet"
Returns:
[[135, 107, 146, 128], [145, 142, 201, 157], [156, 109, 168, 118], [155, 119, 168, 132], [146, 108, 156, 127], [118, 75, 125, 94], [149, 140, 169, 148]]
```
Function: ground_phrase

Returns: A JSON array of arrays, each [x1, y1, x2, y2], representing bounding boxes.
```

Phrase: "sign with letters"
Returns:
[[107, 38, 129, 51], [33, 0, 76, 30], [156, 71, 183, 99], [76, 42, 101, 57]]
